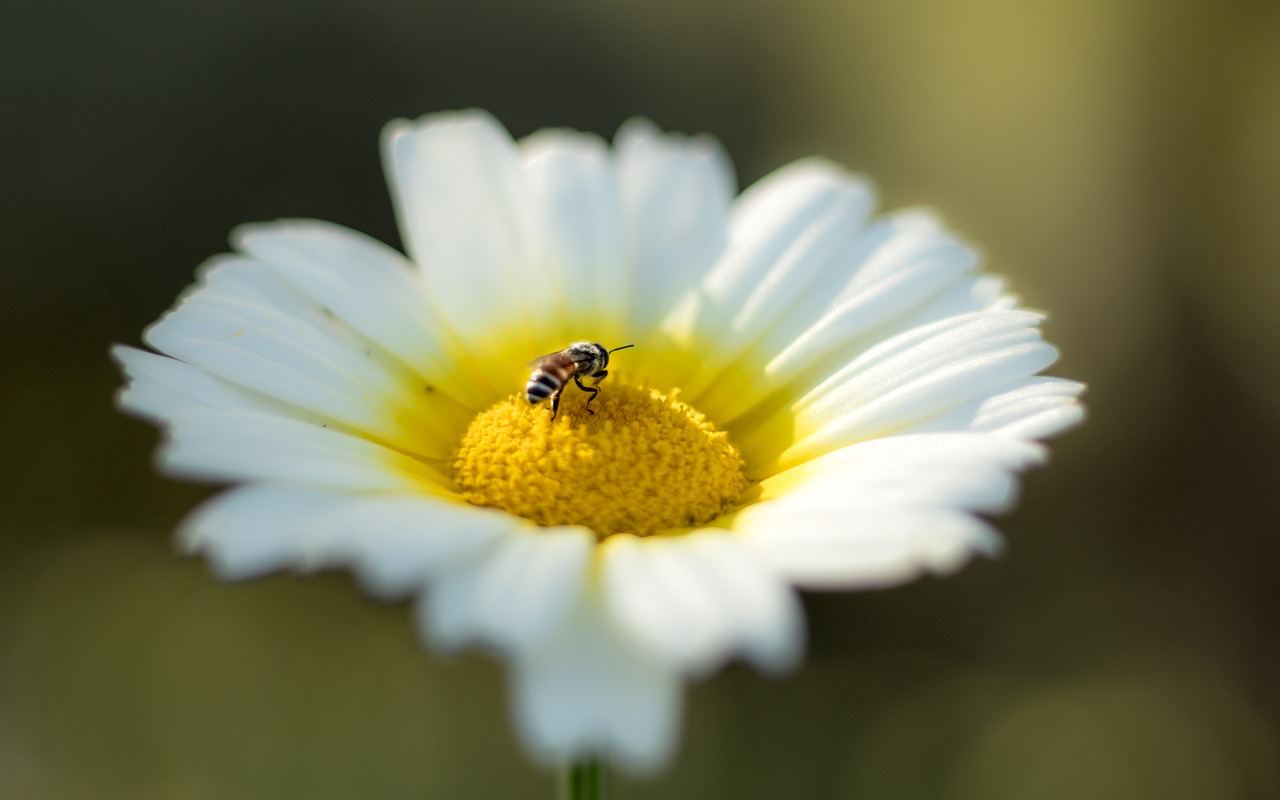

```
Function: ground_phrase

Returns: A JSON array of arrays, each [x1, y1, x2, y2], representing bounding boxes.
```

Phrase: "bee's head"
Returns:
[[592, 342, 610, 369]]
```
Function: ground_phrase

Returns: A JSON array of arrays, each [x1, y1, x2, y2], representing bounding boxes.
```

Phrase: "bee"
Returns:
[[526, 341, 635, 419]]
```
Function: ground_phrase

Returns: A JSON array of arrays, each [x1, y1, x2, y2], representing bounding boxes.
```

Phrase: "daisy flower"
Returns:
[[113, 110, 1084, 776]]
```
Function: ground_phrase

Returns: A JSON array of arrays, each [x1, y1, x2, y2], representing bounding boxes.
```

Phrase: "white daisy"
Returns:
[[113, 110, 1084, 774]]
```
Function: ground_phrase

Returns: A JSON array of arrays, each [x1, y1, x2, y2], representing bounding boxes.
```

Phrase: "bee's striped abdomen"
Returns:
[[526, 366, 568, 404]]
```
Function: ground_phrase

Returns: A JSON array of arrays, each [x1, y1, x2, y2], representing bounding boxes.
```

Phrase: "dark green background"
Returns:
[[3, 0, 1278, 797]]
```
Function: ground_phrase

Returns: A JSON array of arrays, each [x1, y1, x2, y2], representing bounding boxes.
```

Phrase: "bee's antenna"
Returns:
[[609, 344, 635, 354]]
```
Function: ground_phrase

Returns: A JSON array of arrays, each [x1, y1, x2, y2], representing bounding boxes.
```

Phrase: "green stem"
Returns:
[[558, 759, 608, 800]]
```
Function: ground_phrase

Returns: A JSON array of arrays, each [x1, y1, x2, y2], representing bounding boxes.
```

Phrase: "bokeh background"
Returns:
[[3, 0, 1279, 797]]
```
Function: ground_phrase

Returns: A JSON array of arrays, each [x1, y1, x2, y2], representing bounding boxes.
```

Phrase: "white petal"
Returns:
[[177, 485, 351, 579], [669, 159, 876, 395], [738, 432, 1049, 589], [910, 376, 1087, 439], [113, 346, 292, 423], [760, 432, 1047, 515], [601, 532, 803, 676], [599, 534, 728, 675], [179, 485, 516, 596], [766, 310, 1059, 468], [159, 407, 451, 491], [511, 591, 682, 773], [614, 118, 735, 336], [144, 258, 462, 459], [381, 111, 535, 351], [739, 504, 1001, 590], [700, 213, 980, 422], [518, 129, 625, 341], [760, 218, 977, 383], [232, 220, 479, 407], [307, 495, 517, 598], [900, 272, 1014, 323], [417, 526, 595, 656], [711, 158, 876, 331]]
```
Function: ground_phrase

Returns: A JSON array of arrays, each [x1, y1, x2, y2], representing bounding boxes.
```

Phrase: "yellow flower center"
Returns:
[[452, 382, 748, 537]]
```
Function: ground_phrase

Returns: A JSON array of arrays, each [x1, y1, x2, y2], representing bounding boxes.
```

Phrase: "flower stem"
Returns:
[[558, 759, 608, 800]]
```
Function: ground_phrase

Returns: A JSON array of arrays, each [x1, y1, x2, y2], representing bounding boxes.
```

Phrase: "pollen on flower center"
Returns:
[[452, 383, 748, 537]]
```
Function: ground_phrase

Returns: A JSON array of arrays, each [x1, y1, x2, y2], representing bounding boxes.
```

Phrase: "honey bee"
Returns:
[[526, 341, 634, 419]]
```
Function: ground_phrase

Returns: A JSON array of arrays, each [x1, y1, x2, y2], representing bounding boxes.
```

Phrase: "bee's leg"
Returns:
[[550, 388, 563, 420], [574, 375, 599, 415], [591, 369, 608, 385]]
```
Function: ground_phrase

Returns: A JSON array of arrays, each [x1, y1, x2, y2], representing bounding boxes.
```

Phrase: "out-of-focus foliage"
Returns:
[[1, 0, 1277, 797]]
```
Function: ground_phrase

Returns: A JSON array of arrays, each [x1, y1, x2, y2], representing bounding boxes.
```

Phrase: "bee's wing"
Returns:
[[528, 352, 561, 368]]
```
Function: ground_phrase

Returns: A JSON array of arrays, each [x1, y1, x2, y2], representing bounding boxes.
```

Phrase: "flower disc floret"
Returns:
[[452, 383, 748, 537]]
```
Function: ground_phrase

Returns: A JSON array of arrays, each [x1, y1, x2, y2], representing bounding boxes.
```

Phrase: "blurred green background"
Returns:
[[3, 0, 1279, 797]]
